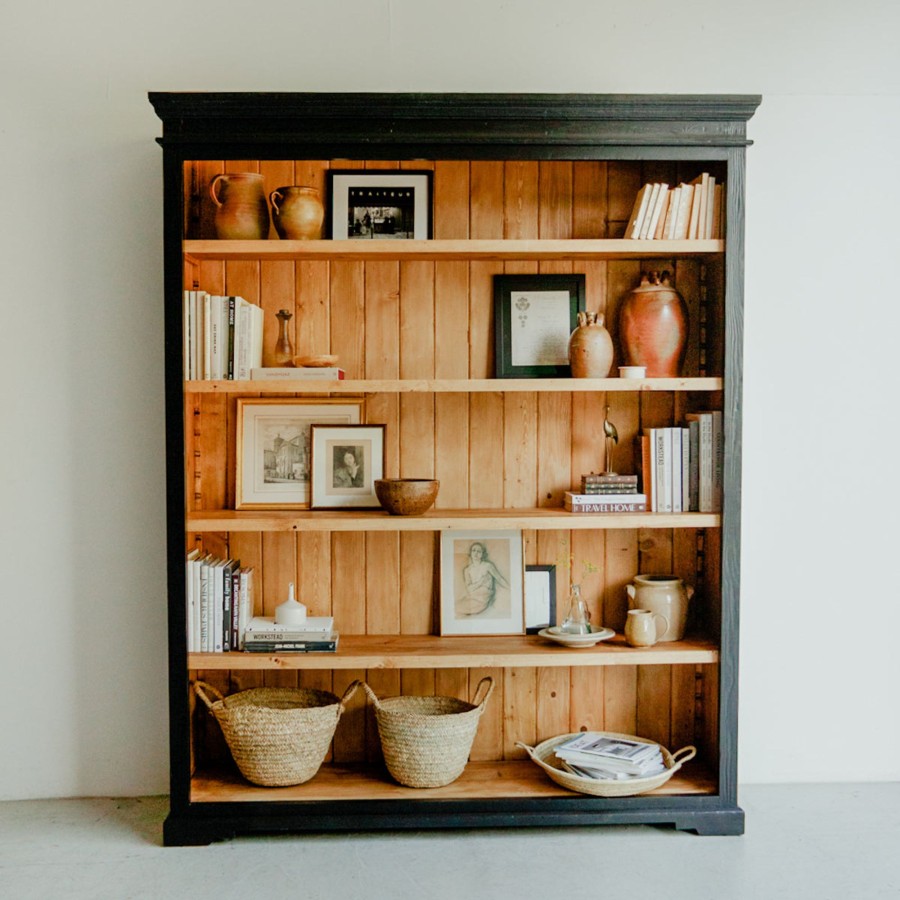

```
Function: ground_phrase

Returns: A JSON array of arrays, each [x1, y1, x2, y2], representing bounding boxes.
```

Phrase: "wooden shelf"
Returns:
[[187, 508, 721, 532], [189, 634, 718, 670], [191, 759, 717, 803], [185, 376, 723, 394], [184, 238, 724, 262]]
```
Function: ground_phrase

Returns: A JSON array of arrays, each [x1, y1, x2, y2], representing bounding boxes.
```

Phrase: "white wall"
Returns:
[[1, 0, 898, 800]]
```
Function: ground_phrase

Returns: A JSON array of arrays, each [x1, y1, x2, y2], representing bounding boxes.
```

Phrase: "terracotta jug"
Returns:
[[626, 574, 694, 642], [210, 173, 269, 240], [618, 271, 688, 377], [270, 186, 325, 240], [568, 311, 614, 377]]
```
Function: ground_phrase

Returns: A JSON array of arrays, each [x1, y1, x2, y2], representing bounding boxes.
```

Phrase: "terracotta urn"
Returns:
[[568, 311, 614, 378], [270, 186, 325, 240], [209, 173, 269, 240], [618, 271, 689, 377]]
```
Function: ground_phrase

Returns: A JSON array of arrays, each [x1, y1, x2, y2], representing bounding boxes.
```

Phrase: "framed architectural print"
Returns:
[[309, 424, 385, 509], [327, 170, 433, 240], [439, 530, 524, 636], [493, 273, 586, 378], [235, 399, 362, 509]]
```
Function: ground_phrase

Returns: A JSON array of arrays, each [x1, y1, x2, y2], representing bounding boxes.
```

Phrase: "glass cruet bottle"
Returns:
[[560, 583, 592, 634]]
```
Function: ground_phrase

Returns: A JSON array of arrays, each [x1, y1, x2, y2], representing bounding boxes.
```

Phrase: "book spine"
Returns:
[[226, 297, 235, 380], [681, 427, 691, 513], [654, 428, 672, 513], [671, 427, 682, 513], [688, 420, 700, 512], [243, 641, 337, 653], [712, 411, 724, 512], [565, 501, 647, 513]]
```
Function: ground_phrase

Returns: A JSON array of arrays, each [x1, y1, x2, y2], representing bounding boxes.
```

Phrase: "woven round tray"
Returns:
[[361, 677, 494, 788], [194, 680, 359, 787], [517, 731, 696, 797]]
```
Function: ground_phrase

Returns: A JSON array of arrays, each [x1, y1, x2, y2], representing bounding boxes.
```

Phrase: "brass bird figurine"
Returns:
[[603, 406, 618, 474]]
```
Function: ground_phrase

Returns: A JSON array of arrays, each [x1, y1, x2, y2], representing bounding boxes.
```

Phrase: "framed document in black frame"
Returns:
[[493, 274, 586, 378]]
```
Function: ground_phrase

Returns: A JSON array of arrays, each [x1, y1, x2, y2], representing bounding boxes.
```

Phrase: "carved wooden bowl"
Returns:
[[375, 479, 439, 516]]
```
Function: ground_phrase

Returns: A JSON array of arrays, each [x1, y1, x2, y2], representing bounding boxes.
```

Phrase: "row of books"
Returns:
[[183, 290, 263, 381], [555, 733, 667, 781], [185, 550, 255, 653], [636, 412, 723, 513], [625, 173, 723, 241]]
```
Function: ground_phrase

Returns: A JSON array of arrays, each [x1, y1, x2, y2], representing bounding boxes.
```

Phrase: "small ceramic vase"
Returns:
[[210, 173, 269, 240], [624, 608, 667, 647], [274, 309, 295, 367], [568, 311, 614, 378], [270, 186, 325, 240], [618, 271, 689, 377], [626, 574, 694, 642]]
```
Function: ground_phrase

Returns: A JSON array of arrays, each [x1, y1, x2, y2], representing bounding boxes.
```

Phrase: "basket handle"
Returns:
[[358, 681, 382, 711], [340, 680, 362, 709], [515, 740, 536, 759], [193, 680, 225, 709], [471, 676, 495, 709], [669, 745, 697, 772]]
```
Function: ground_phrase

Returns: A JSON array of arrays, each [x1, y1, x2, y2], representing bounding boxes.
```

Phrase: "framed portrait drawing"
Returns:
[[493, 273, 586, 378], [309, 424, 385, 509], [327, 170, 433, 240], [235, 399, 362, 509], [524, 564, 557, 634], [439, 530, 524, 636]]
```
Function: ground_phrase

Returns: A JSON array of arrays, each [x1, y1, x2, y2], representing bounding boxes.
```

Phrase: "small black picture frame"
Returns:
[[493, 274, 586, 378], [525, 564, 557, 634], [327, 170, 433, 240]]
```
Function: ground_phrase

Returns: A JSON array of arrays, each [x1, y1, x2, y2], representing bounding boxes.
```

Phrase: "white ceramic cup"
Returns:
[[618, 365, 647, 379]]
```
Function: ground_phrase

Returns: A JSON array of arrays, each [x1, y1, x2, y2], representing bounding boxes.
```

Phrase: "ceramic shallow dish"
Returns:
[[537, 626, 615, 647], [517, 731, 696, 797]]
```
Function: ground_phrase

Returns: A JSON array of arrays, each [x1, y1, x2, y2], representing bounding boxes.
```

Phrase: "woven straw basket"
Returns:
[[361, 677, 494, 788], [517, 731, 696, 798], [194, 680, 359, 787]]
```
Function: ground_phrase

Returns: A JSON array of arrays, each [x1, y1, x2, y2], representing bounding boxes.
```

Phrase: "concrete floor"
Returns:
[[0, 784, 898, 899]]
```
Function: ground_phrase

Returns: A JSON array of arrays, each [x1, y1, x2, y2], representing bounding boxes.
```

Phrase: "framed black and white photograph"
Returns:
[[525, 564, 557, 634], [309, 424, 385, 509], [235, 399, 362, 509], [327, 170, 433, 240], [439, 530, 524, 636], [493, 274, 586, 378]]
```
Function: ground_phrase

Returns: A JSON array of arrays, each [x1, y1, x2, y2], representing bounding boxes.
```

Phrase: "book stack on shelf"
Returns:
[[564, 473, 646, 513], [624, 172, 724, 241], [183, 290, 263, 380], [635, 412, 723, 513], [185, 551, 254, 653], [555, 733, 667, 781], [243, 616, 339, 653]]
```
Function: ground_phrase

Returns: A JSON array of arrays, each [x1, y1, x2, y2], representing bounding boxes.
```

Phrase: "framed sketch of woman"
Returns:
[[439, 530, 524, 635]]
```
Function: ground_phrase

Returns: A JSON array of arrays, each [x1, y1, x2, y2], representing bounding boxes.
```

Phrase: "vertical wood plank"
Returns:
[[538, 161, 573, 239], [468, 393, 504, 509], [434, 394, 469, 509], [329, 262, 365, 379], [433, 160, 469, 240], [537, 392, 572, 507], [604, 667, 638, 735], [503, 668, 536, 759], [607, 162, 642, 238], [366, 531, 400, 634], [470, 162, 504, 239], [503, 393, 538, 508], [536, 667, 569, 743], [468, 666, 503, 761], [637, 666, 672, 747], [400, 532, 435, 635], [261, 531, 298, 687], [331, 533, 366, 633], [504, 161, 539, 239], [573, 161, 608, 239], [569, 667, 605, 734]]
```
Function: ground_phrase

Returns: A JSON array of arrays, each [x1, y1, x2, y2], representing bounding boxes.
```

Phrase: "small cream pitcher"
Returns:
[[624, 609, 667, 647], [626, 574, 694, 642]]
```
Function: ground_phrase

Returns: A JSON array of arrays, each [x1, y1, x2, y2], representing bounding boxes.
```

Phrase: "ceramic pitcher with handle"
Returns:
[[626, 574, 694, 642]]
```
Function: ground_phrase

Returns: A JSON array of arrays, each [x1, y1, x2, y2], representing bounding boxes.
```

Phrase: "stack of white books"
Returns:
[[554, 733, 667, 781], [242, 615, 338, 653]]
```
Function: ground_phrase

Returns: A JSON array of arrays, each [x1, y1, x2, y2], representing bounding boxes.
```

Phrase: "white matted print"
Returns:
[[309, 424, 385, 509], [235, 399, 362, 509], [440, 530, 524, 636]]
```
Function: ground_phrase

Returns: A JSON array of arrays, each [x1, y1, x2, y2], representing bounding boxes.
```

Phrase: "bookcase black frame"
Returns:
[[149, 91, 759, 845]]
